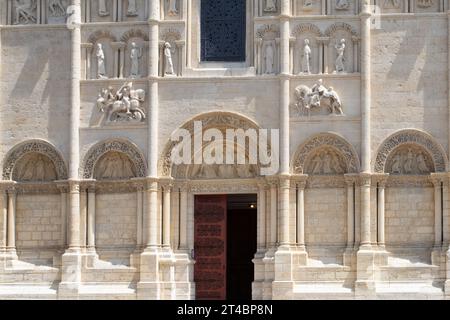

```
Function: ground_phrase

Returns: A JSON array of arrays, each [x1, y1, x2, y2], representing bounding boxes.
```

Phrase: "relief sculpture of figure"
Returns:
[[301, 39, 311, 74], [334, 38, 346, 73], [416, 153, 429, 173], [384, 0, 400, 8], [168, 0, 178, 16], [404, 148, 414, 174], [391, 154, 402, 174], [335, 0, 350, 10], [48, 0, 66, 17], [264, 0, 277, 12], [14, 0, 37, 25], [130, 42, 142, 78], [264, 42, 275, 75], [127, 0, 138, 16], [417, 0, 434, 8], [303, 0, 313, 9], [98, 0, 109, 16], [96, 43, 107, 79], [164, 42, 175, 75]]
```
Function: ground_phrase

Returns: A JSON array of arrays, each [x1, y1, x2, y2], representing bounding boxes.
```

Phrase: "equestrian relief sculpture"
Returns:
[[96, 82, 146, 123], [292, 79, 344, 117]]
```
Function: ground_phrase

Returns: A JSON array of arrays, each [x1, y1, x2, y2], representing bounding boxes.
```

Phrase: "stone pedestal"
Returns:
[[355, 249, 377, 298], [173, 253, 195, 300], [137, 250, 160, 300], [58, 251, 82, 299]]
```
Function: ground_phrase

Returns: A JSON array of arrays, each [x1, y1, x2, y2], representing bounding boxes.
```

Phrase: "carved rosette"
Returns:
[[374, 130, 447, 174], [2, 140, 67, 181], [82, 139, 147, 179], [292, 133, 359, 175]]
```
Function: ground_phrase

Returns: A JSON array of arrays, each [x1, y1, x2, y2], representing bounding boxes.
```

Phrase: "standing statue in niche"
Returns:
[[167, 0, 178, 16], [264, 42, 275, 75], [334, 39, 346, 73], [164, 42, 175, 75], [335, 0, 350, 10], [96, 43, 107, 79], [130, 42, 142, 78], [264, 0, 277, 12], [48, 0, 66, 17], [14, 0, 37, 24], [301, 39, 311, 74], [98, 0, 109, 16], [127, 0, 138, 16]]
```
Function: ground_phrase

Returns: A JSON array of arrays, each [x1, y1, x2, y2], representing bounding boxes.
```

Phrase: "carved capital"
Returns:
[[372, 173, 389, 188], [359, 173, 372, 187], [344, 173, 359, 186], [111, 41, 126, 50], [430, 172, 448, 187], [316, 36, 330, 44], [68, 180, 80, 194], [291, 174, 308, 190]]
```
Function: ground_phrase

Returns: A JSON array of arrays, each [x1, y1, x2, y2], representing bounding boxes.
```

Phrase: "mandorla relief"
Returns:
[[96, 82, 146, 123], [302, 148, 346, 175], [14, 0, 37, 24], [13, 153, 57, 182], [94, 151, 137, 180], [292, 79, 343, 117], [386, 146, 433, 175]]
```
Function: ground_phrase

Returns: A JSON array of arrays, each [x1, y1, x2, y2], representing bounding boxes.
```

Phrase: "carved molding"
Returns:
[[256, 24, 280, 39], [88, 30, 118, 44], [324, 22, 359, 37], [374, 129, 447, 173], [306, 175, 346, 189], [2, 139, 68, 181], [82, 139, 147, 179], [120, 28, 149, 42], [386, 175, 433, 188], [160, 27, 182, 42], [292, 133, 360, 175], [188, 179, 259, 193], [292, 23, 323, 38]]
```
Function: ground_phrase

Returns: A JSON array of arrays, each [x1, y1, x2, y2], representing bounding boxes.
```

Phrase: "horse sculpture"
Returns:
[[293, 81, 344, 117]]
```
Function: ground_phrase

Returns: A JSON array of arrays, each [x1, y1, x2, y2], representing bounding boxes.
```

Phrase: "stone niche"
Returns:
[[257, 0, 281, 16], [328, 0, 359, 15], [85, 0, 116, 23], [294, 0, 323, 15], [120, 0, 147, 21], [162, 0, 181, 20]]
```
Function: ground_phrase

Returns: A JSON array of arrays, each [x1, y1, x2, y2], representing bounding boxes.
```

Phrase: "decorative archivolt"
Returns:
[[120, 28, 149, 42], [159, 112, 261, 177], [292, 23, 323, 38], [292, 133, 360, 175], [324, 22, 359, 38], [256, 24, 280, 39], [87, 30, 118, 44], [82, 139, 147, 179], [374, 129, 447, 174], [2, 139, 68, 181], [160, 28, 182, 42]]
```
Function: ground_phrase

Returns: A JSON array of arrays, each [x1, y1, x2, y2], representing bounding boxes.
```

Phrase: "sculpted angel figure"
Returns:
[[14, 0, 37, 24]]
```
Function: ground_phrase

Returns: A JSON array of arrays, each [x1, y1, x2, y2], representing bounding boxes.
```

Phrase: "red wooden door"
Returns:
[[194, 195, 227, 300]]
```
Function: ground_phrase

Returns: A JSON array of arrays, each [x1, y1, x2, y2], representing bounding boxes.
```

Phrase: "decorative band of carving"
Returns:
[[2, 140, 68, 181]]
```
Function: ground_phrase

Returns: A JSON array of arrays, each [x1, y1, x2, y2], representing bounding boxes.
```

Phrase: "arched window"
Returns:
[[200, 0, 246, 62]]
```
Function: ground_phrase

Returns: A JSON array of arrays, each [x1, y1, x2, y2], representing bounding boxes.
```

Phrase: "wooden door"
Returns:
[[194, 195, 227, 300]]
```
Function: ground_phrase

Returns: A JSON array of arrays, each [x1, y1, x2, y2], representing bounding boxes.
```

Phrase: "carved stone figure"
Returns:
[[334, 39, 346, 73], [335, 0, 350, 10], [293, 79, 344, 116], [95, 152, 136, 180], [96, 43, 107, 79], [15, 154, 57, 182], [387, 147, 432, 175], [301, 39, 311, 74], [164, 42, 175, 75], [14, 0, 37, 25], [127, 0, 138, 16], [167, 0, 178, 16], [306, 148, 346, 175], [96, 82, 146, 122], [303, 0, 314, 10], [98, 0, 109, 16], [264, 0, 277, 12], [48, 0, 66, 17], [417, 0, 434, 8], [416, 153, 429, 173], [264, 41, 275, 74], [130, 42, 142, 78], [383, 0, 400, 8]]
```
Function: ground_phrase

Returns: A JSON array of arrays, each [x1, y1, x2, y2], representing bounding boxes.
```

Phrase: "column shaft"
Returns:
[[270, 183, 277, 246], [297, 183, 305, 249], [360, 175, 371, 248], [257, 184, 266, 250], [6, 191, 16, 251], [0, 190, 7, 250], [87, 188, 96, 249], [68, 183, 81, 250], [377, 184, 386, 247], [179, 187, 188, 250], [163, 185, 172, 248]]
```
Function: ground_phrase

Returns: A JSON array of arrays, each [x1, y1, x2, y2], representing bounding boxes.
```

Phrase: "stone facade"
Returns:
[[0, 0, 450, 300]]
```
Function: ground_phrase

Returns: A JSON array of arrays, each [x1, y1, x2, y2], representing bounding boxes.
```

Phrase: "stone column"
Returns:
[[179, 183, 188, 251], [110, 42, 122, 78], [81, 43, 93, 80], [57, 183, 68, 248], [162, 182, 173, 249], [79, 187, 87, 249], [289, 37, 295, 75], [0, 188, 7, 254], [67, 181, 81, 251], [316, 37, 325, 74], [352, 36, 360, 73], [344, 175, 356, 250], [293, 175, 307, 252], [322, 37, 330, 74], [376, 174, 389, 249], [144, 178, 159, 250], [6, 188, 17, 257], [360, 2, 372, 173], [136, 183, 144, 249], [359, 173, 371, 249], [269, 181, 277, 248], [87, 185, 96, 252], [278, 176, 291, 247], [257, 182, 267, 252], [175, 40, 185, 76]]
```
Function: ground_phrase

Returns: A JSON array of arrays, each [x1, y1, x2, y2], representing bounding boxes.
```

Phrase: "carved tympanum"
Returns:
[[385, 145, 434, 175], [303, 147, 346, 175], [12, 153, 57, 182], [94, 151, 137, 180]]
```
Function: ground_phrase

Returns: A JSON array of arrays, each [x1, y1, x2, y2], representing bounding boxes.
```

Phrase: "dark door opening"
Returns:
[[194, 194, 257, 300]]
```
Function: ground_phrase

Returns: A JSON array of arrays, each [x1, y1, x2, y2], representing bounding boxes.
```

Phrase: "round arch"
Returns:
[[82, 139, 147, 179], [291, 132, 360, 174], [2, 139, 68, 181], [374, 129, 448, 173]]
